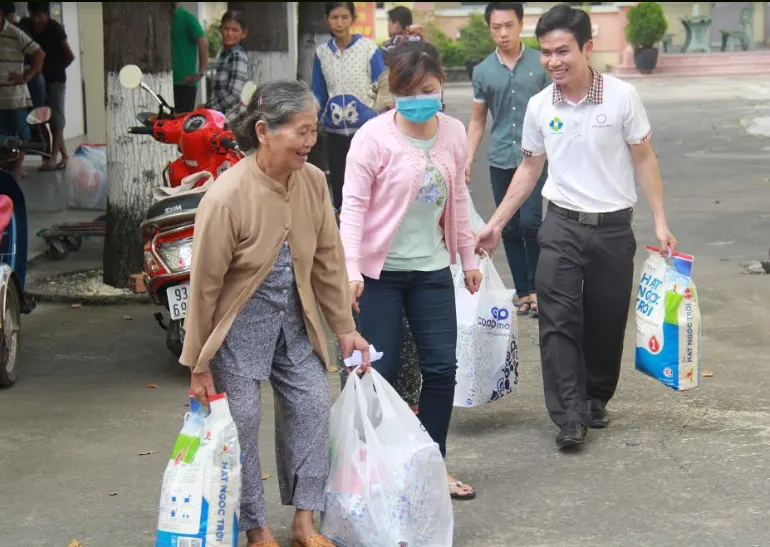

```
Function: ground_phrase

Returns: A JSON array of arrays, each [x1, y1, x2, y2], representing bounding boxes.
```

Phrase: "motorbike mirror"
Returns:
[[26, 106, 51, 125], [119, 64, 143, 90], [240, 81, 257, 106], [136, 111, 156, 126]]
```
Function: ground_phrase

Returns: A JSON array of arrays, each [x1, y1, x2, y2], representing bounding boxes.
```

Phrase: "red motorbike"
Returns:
[[118, 64, 256, 356]]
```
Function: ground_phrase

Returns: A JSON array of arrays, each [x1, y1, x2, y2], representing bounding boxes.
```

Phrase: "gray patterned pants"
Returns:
[[212, 334, 331, 531]]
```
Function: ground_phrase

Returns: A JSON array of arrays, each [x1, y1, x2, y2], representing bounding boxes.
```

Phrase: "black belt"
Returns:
[[547, 202, 633, 226]]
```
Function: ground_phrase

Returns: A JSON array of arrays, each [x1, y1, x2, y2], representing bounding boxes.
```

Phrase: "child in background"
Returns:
[[380, 6, 423, 65]]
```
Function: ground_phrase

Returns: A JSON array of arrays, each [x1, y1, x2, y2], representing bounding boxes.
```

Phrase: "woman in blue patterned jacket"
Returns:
[[311, 2, 385, 215]]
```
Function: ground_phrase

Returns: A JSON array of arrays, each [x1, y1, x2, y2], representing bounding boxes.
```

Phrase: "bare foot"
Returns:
[[514, 296, 531, 315], [448, 473, 476, 500], [246, 525, 276, 546], [528, 292, 538, 317], [290, 509, 332, 544]]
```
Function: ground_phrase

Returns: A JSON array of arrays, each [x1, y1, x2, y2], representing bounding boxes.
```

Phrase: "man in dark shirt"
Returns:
[[14, 5, 50, 152], [27, 2, 74, 171]]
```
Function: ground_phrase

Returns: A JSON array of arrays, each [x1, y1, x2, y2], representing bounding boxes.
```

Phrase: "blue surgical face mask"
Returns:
[[395, 93, 442, 124]]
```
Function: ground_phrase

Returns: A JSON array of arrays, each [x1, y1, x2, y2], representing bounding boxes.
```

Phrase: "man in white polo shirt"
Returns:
[[475, 4, 676, 450]]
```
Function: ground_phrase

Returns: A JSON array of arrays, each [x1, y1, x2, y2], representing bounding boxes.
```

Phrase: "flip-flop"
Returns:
[[529, 301, 539, 318], [449, 481, 477, 501], [55, 159, 68, 170], [513, 300, 532, 316]]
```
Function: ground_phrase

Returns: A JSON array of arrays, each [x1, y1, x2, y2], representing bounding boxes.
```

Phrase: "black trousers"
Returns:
[[326, 132, 354, 211], [173, 84, 198, 113], [536, 206, 637, 426]]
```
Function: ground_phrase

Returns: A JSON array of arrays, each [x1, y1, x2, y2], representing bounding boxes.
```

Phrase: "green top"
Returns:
[[472, 46, 551, 169], [383, 131, 451, 272], [172, 7, 206, 86]]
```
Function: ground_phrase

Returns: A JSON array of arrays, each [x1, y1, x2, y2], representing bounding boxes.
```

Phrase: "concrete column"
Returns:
[[79, 2, 105, 143], [287, 2, 299, 79]]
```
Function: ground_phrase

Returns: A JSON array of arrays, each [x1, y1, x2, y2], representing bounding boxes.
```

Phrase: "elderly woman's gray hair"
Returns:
[[234, 79, 320, 151]]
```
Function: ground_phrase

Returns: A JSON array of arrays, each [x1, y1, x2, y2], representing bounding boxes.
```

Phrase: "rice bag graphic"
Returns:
[[635, 246, 702, 391], [155, 393, 241, 547]]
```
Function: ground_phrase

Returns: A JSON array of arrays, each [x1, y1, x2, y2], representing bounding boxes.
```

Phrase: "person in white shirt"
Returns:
[[475, 4, 676, 450]]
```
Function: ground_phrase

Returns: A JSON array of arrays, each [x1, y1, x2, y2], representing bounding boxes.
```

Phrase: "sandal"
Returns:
[[449, 480, 477, 501], [529, 301, 539, 318], [291, 534, 335, 547], [513, 300, 531, 316]]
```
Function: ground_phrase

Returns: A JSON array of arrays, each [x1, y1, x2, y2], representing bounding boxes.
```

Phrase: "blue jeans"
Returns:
[[489, 165, 547, 297], [0, 109, 30, 141], [357, 268, 457, 457]]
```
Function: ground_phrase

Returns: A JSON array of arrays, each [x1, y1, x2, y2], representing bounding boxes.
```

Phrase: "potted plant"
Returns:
[[625, 2, 669, 74]]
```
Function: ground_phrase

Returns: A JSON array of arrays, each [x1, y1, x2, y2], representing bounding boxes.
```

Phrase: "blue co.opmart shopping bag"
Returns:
[[635, 246, 702, 391], [155, 393, 241, 547]]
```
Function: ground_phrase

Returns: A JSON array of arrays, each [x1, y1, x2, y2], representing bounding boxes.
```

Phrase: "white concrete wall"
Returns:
[[62, 2, 84, 140], [78, 2, 105, 143]]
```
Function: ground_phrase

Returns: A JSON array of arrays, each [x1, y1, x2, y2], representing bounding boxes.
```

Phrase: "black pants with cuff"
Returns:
[[536, 204, 637, 427], [326, 132, 354, 211]]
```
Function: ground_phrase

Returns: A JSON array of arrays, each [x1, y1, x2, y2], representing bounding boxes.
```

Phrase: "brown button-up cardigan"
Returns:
[[179, 155, 356, 374]]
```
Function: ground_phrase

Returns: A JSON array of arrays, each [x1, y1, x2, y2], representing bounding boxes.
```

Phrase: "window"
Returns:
[[50, 2, 63, 24]]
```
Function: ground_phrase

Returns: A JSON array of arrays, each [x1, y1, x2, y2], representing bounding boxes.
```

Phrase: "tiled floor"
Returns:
[[16, 135, 104, 260]]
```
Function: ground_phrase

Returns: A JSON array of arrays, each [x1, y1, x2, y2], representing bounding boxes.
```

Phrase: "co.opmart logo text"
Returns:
[[478, 306, 511, 331]]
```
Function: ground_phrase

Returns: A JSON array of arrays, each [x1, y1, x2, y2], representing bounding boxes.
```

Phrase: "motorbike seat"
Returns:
[[0, 195, 13, 243], [145, 192, 204, 221]]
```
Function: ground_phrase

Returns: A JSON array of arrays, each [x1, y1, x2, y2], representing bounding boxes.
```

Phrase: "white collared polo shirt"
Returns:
[[521, 68, 652, 213]]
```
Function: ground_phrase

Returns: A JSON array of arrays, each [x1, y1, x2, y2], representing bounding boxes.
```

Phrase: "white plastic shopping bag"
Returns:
[[65, 143, 107, 210], [322, 369, 454, 547], [156, 393, 241, 547], [635, 246, 702, 391], [452, 254, 519, 408]]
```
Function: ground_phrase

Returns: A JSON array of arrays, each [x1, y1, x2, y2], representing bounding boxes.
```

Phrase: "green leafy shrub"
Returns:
[[522, 37, 540, 51], [424, 14, 542, 68], [456, 13, 496, 63], [625, 2, 668, 49], [207, 23, 222, 58]]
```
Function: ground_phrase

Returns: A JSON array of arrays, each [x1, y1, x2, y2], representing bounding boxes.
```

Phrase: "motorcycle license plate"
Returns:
[[167, 283, 190, 321]]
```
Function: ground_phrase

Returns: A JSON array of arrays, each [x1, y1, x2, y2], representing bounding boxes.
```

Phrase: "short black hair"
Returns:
[[484, 2, 524, 25], [535, 4, 593, 48], [387, 6, 413, 30], [28, 2, 51, 15], [0, 2, 14, 16], [325, 2, 355, 19]]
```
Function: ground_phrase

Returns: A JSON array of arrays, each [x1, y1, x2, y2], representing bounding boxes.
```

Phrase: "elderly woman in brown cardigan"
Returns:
[[180, 79, 371, 547]]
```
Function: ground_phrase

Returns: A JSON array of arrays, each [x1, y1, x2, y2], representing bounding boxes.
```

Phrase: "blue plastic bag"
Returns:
[[635, 246, 702, 391]]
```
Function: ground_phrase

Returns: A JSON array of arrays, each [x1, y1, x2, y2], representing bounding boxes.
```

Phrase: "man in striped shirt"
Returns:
[[0, 2, 44, 178]]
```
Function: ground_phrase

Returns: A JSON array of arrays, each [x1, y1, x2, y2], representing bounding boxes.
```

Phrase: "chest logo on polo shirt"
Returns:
[[549, 116, 564, 134], [592, 113, 613, 129]]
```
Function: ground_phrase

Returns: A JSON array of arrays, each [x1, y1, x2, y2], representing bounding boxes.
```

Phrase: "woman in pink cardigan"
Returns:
[[340, 41, 482, 501]]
